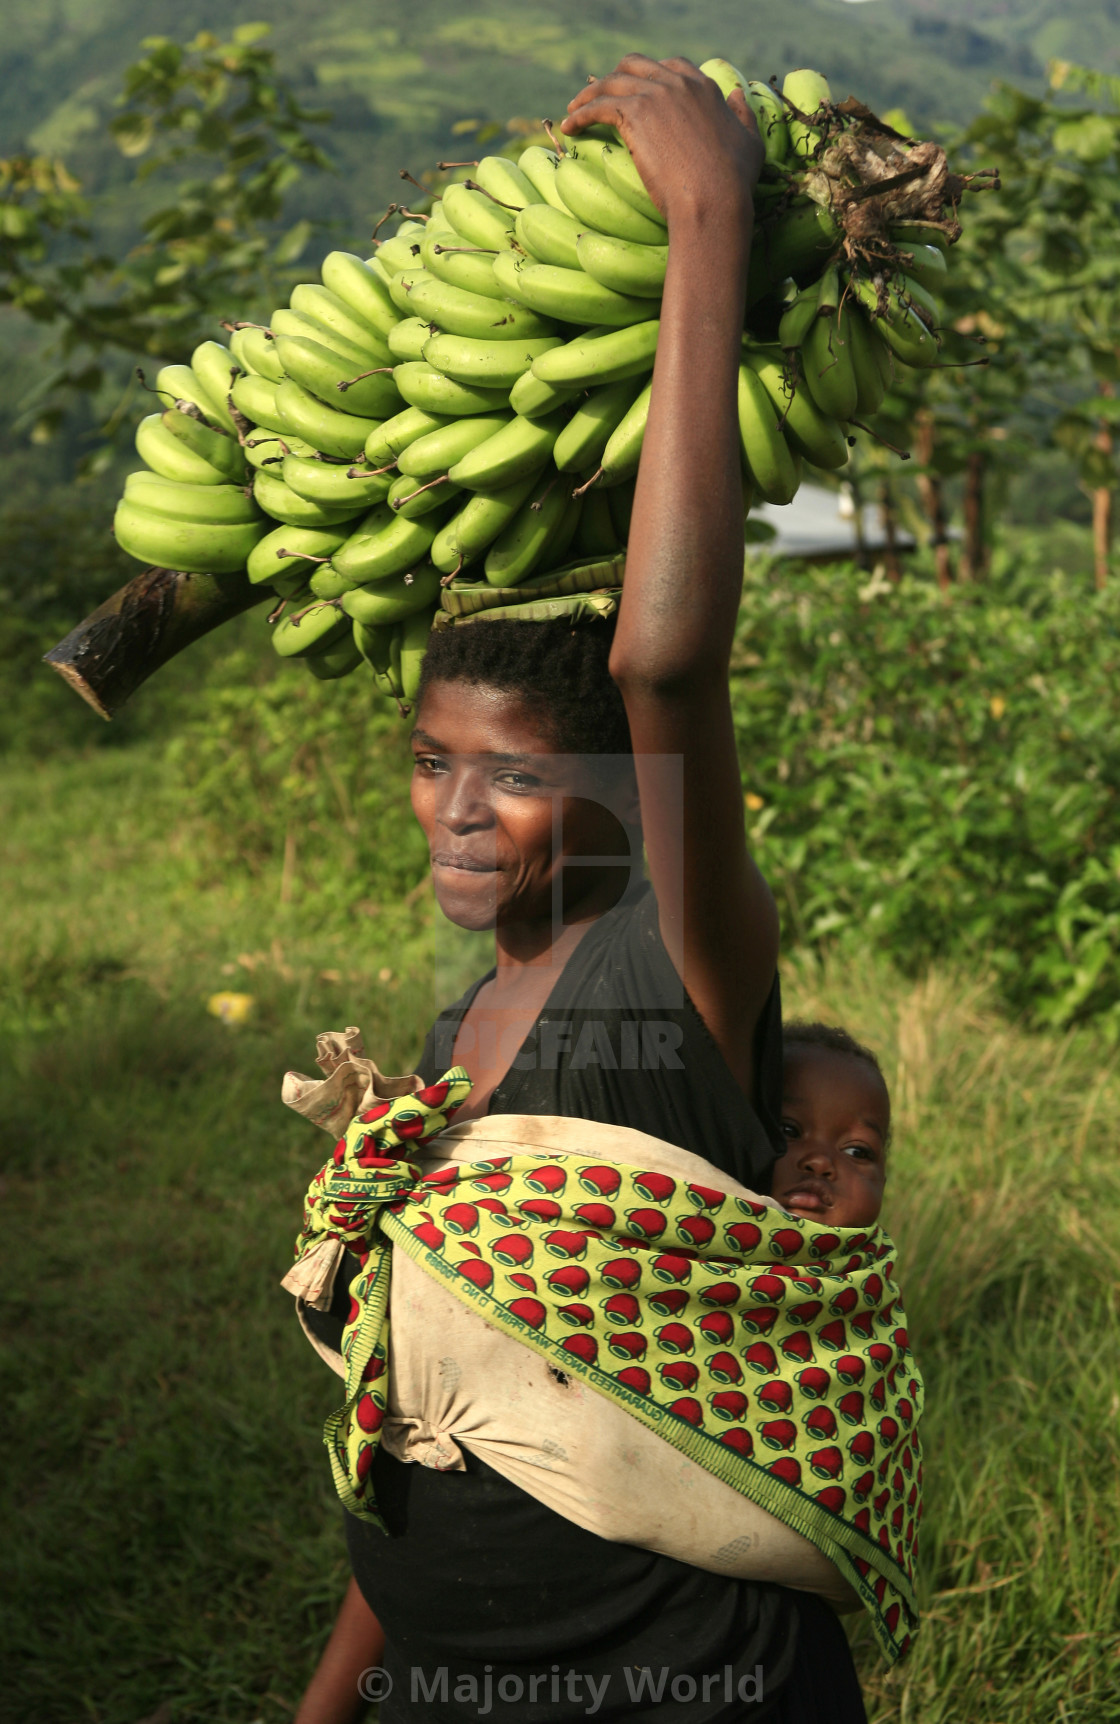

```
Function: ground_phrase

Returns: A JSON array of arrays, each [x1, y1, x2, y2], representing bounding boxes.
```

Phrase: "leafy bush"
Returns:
[[733, 549, 1120, 1032]]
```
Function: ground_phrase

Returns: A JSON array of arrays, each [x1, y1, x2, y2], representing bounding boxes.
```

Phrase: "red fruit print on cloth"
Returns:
[[284, 1067, 923, 1667]]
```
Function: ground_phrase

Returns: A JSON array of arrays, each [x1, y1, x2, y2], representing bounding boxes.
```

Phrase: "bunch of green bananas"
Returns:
[[110, 57, 960, 709]]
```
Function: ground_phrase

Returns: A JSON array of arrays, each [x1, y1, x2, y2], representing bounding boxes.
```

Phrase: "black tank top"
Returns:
[[337, 884, 865, 1723]]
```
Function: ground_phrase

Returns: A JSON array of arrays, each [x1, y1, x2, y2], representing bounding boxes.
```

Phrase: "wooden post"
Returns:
[[915, 408, 953, 590], [43, 564, 264, 719]]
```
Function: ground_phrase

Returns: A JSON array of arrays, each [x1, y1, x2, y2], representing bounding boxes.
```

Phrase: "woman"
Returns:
[[296, 55, 867, 1724]]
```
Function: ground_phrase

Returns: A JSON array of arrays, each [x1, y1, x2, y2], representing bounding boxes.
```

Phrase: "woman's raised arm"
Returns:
[[563, 57, 778, 1099]]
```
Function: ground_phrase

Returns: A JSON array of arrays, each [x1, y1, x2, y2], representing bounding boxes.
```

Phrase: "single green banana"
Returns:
[[123, 471, 260, 525], [276, 377, 383, 459], [365, 406, 451, 468], [113, 498, 266, 573], [161, 400, 248, 480], [599, 381, 652, 485], [253, 465, 366, 529], [778, 289, 821, 352], [388, 469, 461, 520], [273, 334, 400, 420], [893, 241, 947, 292], [352, 618, 395, 670], [575, 230, 667, 300], [430, 472, 543, 574], [474, 155, 540, 211], [233, 373, 297, 438], [891, 222, 951, 258], [282, 452, 393, 509], [745, 349, 849, 469], [388, 266, 434, 317], [599, 142, 665, 228], [736, 364, 801, 504], [494, 251, 652, 327], [343, 564, 442, 626], [748, 81, 791, 168], [399, 606, 433, 702], [376, 626, 405, 702], [291, 283, 395, 362], [897, 274, 941, 330], [514, 204, 582, 270], [532, 320, 659, 388], [229, 326, 285, 383], [507, 369, 583, 419], [269, 307, 386, 368], [389, 316, 437, 362], [188, 342, 243, 432], [406, 271, 555, 341], [247, 522, 356, 586], [484, 469, 570, 587], [155, 363, 234, 431], [554, 155, 665, 246], [135, 413, 231, 486], [783, 69, 832, 160], [699, 58, 749, 101], [746, 201, 841, 306], [398, 414, 510, 481], [553, 377, 643, 473], [422, 225, 508, 300], [308, 561, 361, 601], [802, 313, 859, 421], [306, 635, 365, 679], [422, 330, 562, 390], [447, 412, 566, 492], [842, 306, 887, 416], [374, 224, 427, 276], [321, 251, 401, 341], [442, 182, 518, 251], [392, 361, 510, 417], [271, 598, 350, 659], [331, 505, 443, 585], [849, 277, 938, 367], [573, 484, 622, 557], [516, 146, 569, 213]]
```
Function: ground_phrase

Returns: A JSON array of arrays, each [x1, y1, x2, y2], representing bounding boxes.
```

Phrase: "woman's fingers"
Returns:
[[725, 87, 759, 138]]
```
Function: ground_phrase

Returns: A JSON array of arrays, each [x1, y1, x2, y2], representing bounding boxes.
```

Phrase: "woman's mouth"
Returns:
[[431, 851, 497, 873]]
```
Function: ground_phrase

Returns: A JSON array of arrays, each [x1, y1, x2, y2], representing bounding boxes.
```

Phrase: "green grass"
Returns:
[[2, 745, 1119, 1723]]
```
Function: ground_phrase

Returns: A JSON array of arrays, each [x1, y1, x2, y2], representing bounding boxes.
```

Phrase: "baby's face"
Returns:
[[770, 1045, 889, 1228]]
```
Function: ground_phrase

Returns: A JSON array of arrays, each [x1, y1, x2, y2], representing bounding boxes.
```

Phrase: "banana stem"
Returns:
[[350, 461, 397, 476], [338, 368, 394, 392], [372, 204, 400, 241], [398, 170, 429, 197], [43, 566, 265, 721], [571, 468, 603, 499], [392, 474, 450, 506], [433, 243, 498, 256], [276, 550, 334, 563], [464, 178, 519, 211], [529, 476, 560, 512], [850, 420, 911, 459], [541, 120, 568, 157], [436, 160, 479, 170]]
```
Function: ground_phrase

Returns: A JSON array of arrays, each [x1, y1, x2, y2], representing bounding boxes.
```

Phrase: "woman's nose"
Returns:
[[439, 764, 493, 832]]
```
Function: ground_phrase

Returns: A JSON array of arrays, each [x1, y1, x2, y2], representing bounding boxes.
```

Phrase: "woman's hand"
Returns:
[[562, 55, 763, 227]]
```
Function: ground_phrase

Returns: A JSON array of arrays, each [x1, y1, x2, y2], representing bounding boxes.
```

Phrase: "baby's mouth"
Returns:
[[777, 1181, 831, 1214]]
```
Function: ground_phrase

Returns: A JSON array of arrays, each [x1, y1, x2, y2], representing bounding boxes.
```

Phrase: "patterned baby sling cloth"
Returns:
[[283, 1029, 923, 1664]]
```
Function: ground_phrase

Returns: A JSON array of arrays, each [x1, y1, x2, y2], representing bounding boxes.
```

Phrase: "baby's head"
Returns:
[[770, 1022, 890, 1229]]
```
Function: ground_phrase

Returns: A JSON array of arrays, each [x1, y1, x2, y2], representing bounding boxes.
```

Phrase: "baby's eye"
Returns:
[[843, 1142, 875, 1162], [780, 1118, 800, 1140]]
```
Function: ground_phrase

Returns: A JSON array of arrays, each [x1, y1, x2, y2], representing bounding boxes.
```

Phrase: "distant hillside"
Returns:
[[0, 0, 1073, 250]]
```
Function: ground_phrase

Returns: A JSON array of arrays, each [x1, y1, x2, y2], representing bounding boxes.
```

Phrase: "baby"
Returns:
[[770, 1021, 890, 1228]]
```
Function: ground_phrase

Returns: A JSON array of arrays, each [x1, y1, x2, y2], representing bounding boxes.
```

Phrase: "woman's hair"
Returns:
[[783, 1020, 887, 1086], [419, 618, 632, 756]]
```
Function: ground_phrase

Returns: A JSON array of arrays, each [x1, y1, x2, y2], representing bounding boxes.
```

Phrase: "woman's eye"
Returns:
[[413, 753, 447, 774], [497, 771, 541, 791]]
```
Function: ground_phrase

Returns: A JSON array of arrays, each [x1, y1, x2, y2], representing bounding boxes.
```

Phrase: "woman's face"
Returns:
[[410, 678, 637, 933]]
